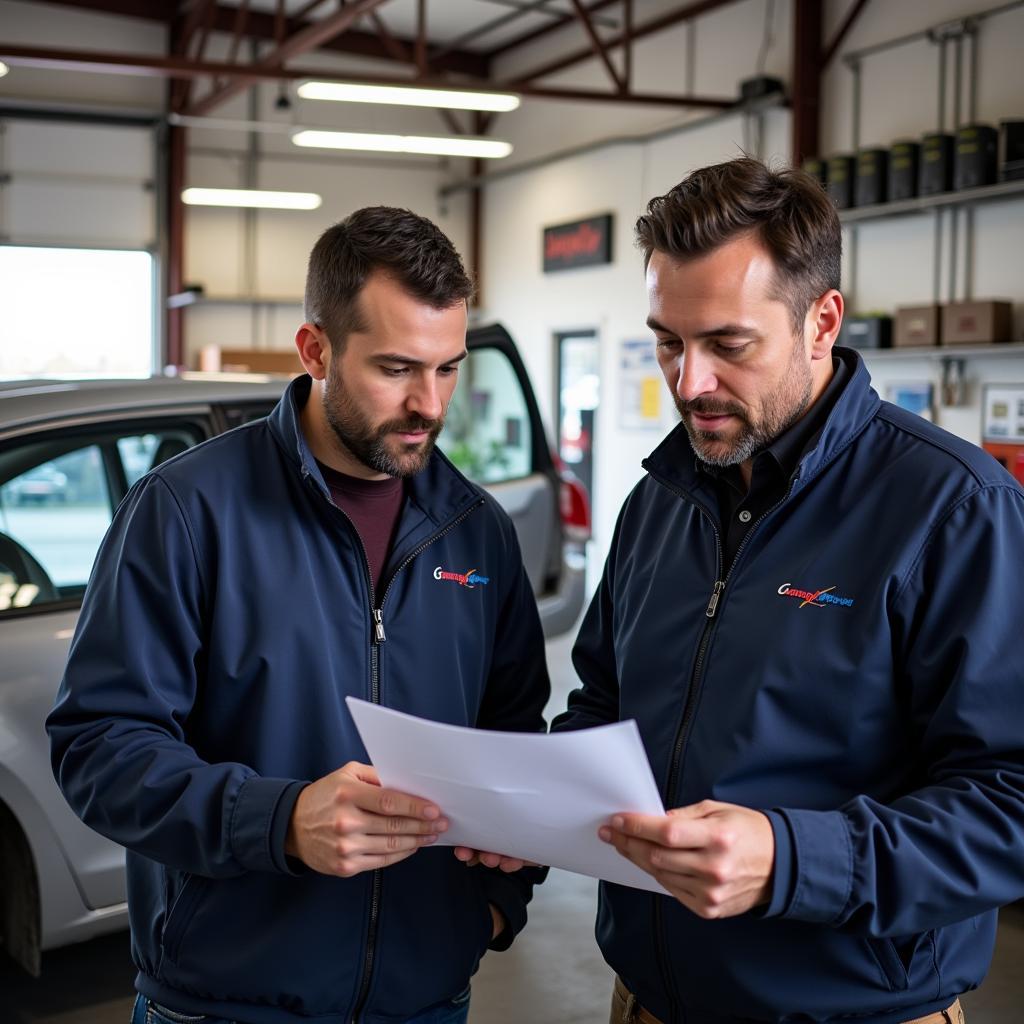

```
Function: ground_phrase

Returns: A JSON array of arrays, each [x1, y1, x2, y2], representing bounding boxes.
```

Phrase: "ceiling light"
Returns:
[[0, 61, 9, 78], [297, 81, 520, 113], [292, 130, 512, 159], [181, 188, 322, 210]]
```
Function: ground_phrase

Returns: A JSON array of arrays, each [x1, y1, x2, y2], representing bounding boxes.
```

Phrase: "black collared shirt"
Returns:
[[699, 356, 850, 574]]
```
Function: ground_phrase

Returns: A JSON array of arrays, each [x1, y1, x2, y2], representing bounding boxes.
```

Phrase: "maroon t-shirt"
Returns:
[[317, 461, 404, 593]]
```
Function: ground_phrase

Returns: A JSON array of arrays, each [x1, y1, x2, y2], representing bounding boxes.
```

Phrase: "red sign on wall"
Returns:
[[542, 214, 614, 273]]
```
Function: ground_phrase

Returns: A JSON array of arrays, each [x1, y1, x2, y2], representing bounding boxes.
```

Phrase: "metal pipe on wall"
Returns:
[[933, 39, 946, 305], [948, 35, 963, 303], [965, 22, 980, 299], [847, 60, 861, 308]]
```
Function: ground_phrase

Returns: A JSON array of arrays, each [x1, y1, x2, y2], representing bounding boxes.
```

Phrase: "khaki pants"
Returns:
[[610, 976, 965, 1024]]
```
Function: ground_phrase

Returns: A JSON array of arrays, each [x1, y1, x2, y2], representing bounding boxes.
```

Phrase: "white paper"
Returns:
[[345, 697, 668, 894]]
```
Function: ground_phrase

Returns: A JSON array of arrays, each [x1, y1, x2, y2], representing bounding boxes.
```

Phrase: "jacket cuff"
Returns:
[[269, 781, 309, 875], [479, 866, 546, 951], [777, 807, 853, 924], [756, 810, 796, 918], [229, 775, 305, 874]]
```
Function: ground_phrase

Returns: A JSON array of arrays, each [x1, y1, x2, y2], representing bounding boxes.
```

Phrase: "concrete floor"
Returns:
[[3, 628, 1023, 1023]]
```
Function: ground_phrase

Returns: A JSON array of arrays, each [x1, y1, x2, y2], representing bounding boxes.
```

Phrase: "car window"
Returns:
[[442, 346, 533, 484], [220, 402, 278, 431], [118, 431, 195, 486], [0, 426, 201, 613]]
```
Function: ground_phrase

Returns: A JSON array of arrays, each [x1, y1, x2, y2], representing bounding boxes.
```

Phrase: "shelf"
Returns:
[[167, 291, 303, 309], [838, 178, 1024, 225], [857, 343, 1024, 360]]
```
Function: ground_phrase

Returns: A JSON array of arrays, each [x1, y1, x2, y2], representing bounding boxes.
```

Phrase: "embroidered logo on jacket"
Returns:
[[777, 582, 855, 609], [434, 566, 490, 588]]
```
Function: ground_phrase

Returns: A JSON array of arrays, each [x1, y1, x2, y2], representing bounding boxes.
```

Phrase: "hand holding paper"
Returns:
[[285, 760, 449, 878], [600, 801, 776, 917], [346, 698, 669, 894]]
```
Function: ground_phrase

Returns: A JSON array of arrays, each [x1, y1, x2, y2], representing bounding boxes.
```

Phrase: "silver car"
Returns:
[[0, 324, 589, 973]]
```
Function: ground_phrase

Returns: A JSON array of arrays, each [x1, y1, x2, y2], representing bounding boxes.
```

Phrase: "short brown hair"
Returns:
[[635, 158, 841, 331], [304, 206, 473, 348]]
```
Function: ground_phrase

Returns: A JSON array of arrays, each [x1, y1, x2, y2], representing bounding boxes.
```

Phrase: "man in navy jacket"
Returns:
[[554, 159, 1024, 1023], [47, 208, 549, 1024]]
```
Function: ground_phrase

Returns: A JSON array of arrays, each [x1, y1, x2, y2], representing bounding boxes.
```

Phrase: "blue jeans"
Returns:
[[132, 989, 471, 1024]]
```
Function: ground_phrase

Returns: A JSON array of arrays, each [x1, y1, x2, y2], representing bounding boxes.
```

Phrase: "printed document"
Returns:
[[346, 697, 668, 894]]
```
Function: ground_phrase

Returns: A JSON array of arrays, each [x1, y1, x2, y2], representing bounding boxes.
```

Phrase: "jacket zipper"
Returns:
[[303, 479, 381, 1024], [317, 481, 483, 1024], [644, 469, 795, 1023]]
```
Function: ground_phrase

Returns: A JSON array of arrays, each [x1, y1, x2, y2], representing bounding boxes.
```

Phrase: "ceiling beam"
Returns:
[[223, 0, 252, 68], [569, 0, 624, 92], [484, 0, 620, 59], [367, 9, 412, 65], [508, 0, 742, 85], [521, 83, 732, 108], [822, 0, 870, 67], [0, 44, 734, 108], [33, 0, 490, 79], [415, 0, 429, 75], [35, 0, 177, 17], [622, 0, 633, 90], [184, 0, 393, 117]]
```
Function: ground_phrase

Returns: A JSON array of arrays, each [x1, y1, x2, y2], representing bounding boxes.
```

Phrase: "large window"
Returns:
[[0, 246, 154, 380]]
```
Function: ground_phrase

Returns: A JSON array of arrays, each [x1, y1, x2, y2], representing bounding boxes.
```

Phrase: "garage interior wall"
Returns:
[[1, 0, 1023, 574], [479, 0, 1024, 564]]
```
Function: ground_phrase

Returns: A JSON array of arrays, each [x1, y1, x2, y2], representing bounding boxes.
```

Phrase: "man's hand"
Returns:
[[600, 800, 775, 919], [453, 847, 539, 872], [286, 762, 447, 877]]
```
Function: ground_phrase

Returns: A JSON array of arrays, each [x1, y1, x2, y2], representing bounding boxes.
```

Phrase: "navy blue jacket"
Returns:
[[554, 349, 1024, 1023], [48, 376, 550, 1024]]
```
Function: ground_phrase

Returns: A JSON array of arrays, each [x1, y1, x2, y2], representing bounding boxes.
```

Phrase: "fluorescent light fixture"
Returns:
[[0, 61, 9, 78], [292, 130, 512, 160], [181, 187, 322, 210], [297, 80, 520, 113]]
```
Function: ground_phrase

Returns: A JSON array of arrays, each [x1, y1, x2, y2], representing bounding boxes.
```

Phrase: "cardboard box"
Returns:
[[198, 346, 304, 375], [894, 305, 940, 347], [941, 301, 1014, 345]]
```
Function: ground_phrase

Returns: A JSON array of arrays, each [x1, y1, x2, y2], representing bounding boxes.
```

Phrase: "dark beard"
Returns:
[[675, 339, 813, 467], [323, 369, 444, 478]]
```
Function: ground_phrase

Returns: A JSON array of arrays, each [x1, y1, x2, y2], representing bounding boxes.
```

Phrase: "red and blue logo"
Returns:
[[777, 582, 855, 609], [434, 566, 490, 589]]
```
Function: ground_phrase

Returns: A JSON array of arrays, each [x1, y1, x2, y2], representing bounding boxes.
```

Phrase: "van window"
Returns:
[[442, 347, 533, 484]]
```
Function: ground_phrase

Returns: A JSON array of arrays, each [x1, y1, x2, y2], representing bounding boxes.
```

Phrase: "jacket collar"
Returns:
[[642, 346, 880, 501], [267, 374, 481, 526]]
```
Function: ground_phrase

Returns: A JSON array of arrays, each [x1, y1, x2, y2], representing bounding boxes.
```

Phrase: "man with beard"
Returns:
[[553, 159, 1024, 1023], [47, 207, 549, 1024]]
